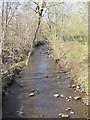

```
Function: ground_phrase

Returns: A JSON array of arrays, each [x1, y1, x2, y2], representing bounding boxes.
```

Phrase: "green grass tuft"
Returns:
[[66, 51, 78, 57]]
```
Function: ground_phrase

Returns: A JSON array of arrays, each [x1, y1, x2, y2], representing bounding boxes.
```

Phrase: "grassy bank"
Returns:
[[50, 40, 88, 94]]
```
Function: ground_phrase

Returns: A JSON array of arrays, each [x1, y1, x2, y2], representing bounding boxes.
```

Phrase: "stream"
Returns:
[[2, 43, 88, 118]]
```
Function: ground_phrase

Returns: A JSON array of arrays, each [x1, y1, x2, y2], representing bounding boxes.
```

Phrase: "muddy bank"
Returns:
[[2, 43, 89, 118]]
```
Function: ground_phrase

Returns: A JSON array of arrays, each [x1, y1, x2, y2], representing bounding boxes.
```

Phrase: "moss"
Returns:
[[2, 61, 25, 86], [2, 75, 10, 86]]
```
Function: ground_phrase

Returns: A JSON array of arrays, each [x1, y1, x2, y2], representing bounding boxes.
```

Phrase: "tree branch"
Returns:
[[7, 2, 21, 26]]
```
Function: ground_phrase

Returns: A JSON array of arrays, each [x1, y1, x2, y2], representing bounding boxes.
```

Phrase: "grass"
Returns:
[[66, 51, 79, 58], [50, 40, 88, 93]]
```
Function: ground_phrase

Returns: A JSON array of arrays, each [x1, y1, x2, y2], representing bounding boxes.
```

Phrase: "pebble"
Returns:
[[29, 93, 35, 97], [19, 107, 23, 111], [71, 84, 76, 88], [16, 110, 24, 116], [74, 96, 81, 100], [54, 94, 60, 98], [86, 103, 89, 106], [70, 111, 75, 115], [58, 114, 69, 118], [69, 85, 71, 88], [58, 82, 61, 84], [57, 76, 61, 79], [66, 108, 71, 111], [62, 114, 69, 118], [60, 94, 65, 98], [76, 85, 80, 92], [19, 84, 23, 88], [69, 96, 72, 99], [18, 111, 24, 115], [66, 97, 68, 100], [58, 113, 62, 117], [76, 85, 80, 89], [67, 99, 70, 102]]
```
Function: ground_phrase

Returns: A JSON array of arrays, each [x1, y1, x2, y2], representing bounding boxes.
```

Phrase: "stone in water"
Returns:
[[62, 114, 69, 118], [60, 94, 65, 98], [67, 99, 70, 102], [74, 96, 81, 100], [29, 93, 35, 97], [58, 82, 61, 84], [54, 94, 60, 98], [69, 96, 72, 99], [70, 111, 75, 115], [66, 108, 71, 111]]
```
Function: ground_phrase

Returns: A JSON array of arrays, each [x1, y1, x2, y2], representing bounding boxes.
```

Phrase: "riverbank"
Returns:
[[2, 40, 46, 95], [2, 43, 89, 118], [48, 40, 88, 101]]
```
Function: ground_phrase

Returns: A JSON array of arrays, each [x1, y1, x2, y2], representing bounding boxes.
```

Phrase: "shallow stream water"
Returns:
[[2, 43, 88, 118]]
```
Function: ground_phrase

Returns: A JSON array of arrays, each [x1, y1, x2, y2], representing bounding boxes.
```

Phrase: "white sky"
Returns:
[[1, 0, 90, 3]]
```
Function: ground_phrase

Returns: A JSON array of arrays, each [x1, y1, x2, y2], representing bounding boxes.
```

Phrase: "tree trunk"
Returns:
[[4, 1, 8, 39], [0, 0, 4, 64], [32, 1, 46, 46], [32, 16, 41, 46]]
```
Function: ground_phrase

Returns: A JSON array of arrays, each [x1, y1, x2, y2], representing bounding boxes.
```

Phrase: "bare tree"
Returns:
[[0, 0, 4, 64], [4, 1, 8, 39], [32, 1, 46, 46]]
